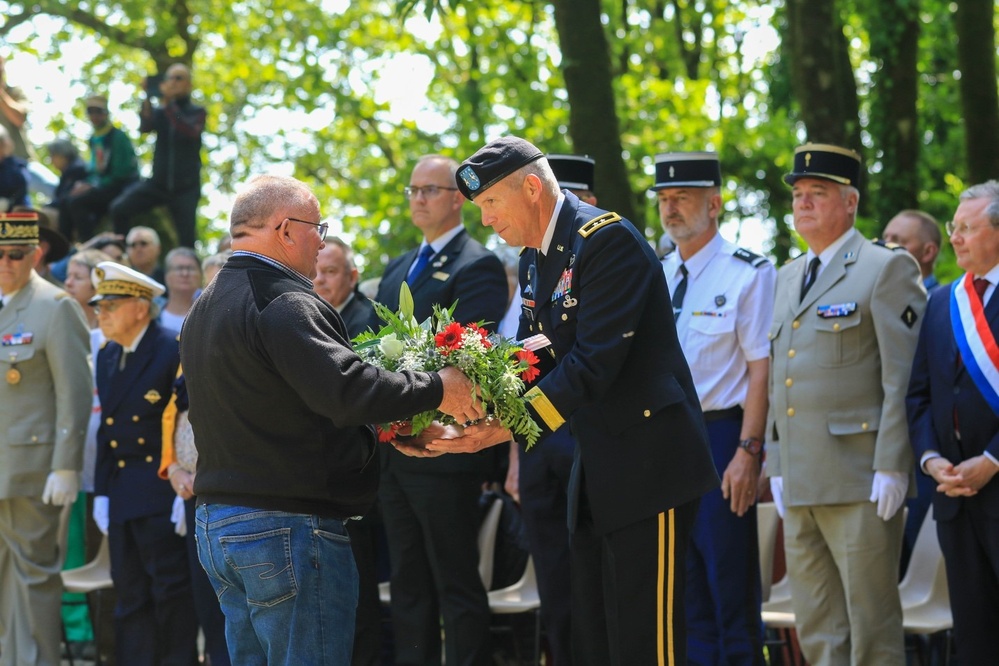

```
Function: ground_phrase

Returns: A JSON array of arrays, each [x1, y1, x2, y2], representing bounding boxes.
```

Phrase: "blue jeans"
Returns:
[[195, 504, 358, 665]]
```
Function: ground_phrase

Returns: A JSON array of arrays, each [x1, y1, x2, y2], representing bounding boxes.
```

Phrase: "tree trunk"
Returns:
[[955, 0, 999, 183], [783, 0, 866, 210], [551, 0, 641, 230], [866, 0, 921, 226]]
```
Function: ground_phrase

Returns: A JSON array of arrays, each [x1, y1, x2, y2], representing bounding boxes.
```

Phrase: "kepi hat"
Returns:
[[650, 152, 722, 191], [89, 261, 165, 305], [548, 154, 595, 192], [0, 210, 40, 246], [784, 143, 861, 186], [457, 136, 545, 200]]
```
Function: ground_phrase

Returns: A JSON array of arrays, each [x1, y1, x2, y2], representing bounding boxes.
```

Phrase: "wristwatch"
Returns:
[[738, 437, 763, 456]]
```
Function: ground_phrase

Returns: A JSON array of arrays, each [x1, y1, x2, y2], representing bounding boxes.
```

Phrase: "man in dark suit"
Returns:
[[423, 137, 719, 666], [906, 180, 999, 666], [90, 261, 199, 665], [315, 235, 373, 339], [371, 154, 508, 666]]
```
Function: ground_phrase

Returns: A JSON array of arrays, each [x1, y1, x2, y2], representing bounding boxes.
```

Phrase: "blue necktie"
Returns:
[[408, 245, 435, 283]]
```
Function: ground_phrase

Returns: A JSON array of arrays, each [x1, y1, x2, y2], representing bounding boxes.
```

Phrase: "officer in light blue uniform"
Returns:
[[656, 152, 775, 666]]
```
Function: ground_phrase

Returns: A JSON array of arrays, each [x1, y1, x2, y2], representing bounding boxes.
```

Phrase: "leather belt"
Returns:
[[702, 406, 743, 423]]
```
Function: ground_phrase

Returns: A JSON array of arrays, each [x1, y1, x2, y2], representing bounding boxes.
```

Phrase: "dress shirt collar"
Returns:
[[419, 224, 464, 256], [976, 262, 999, 305], [540, 192, 566, 256], [232, 250, 314, 288], [675, 231, 724, 282], [805, 227, 857, 276], [121, 322, 150, 353]]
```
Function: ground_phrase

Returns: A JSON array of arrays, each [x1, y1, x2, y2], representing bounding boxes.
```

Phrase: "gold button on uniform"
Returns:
[[861, 422, 869, 430], [785, 378, 793, 387], [110, 440, 118, 448], [132, 415, 140, 422], [105, 417, 114, 425], [788, 349, 796, 358], [643, 409, 651, 417], [117, 460, 125, 468], [138, 438, 145, 445], [792, 320, 800, 329], [833, 323, 841, 331], [561, 314, 568, 321], [787, 408, 795, 417], [31, 436, 38, 442], [145, 455, 153, 463]]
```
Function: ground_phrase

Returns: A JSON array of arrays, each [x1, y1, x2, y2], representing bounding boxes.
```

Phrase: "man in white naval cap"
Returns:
[[90, 261, 199, 665]]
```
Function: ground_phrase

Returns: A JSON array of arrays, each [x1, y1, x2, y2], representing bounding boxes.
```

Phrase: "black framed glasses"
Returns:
[[127, 240, 151, 248], [278, 217, 329, 241], [404, 185, 458, 200], [0, 248, 30, 261], [94, 298, 137, 314]]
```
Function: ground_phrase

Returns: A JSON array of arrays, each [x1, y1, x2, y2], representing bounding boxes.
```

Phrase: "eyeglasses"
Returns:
[[0, 248, 30, 261], [277, 217, 329, 241], [404, 185, 458, 200], [127, 240, 151, 248], [94, 298, 136, 314], [945, 220, 994, 237], [167, 265, 199, 274], [167, 75, 188, 81], [85, 107, 107, 115]]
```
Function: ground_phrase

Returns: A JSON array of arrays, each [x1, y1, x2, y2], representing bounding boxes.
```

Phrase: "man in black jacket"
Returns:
[[181, 174, 482, 665], [424, 137, 719, 666], [110, 63, 205, 248]]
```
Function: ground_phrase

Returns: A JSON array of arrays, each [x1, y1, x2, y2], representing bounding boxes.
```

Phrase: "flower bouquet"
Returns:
[[352, 283, 542, 448]]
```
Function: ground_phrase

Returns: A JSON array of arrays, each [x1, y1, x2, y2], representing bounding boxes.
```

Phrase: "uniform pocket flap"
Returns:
[[604, 373, 688, 433], [7, 420, 55, 445], [827, 410, 880, 436], [814, 313, 862, 332]]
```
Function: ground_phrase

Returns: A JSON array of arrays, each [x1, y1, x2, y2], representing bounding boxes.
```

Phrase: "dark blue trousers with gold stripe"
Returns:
[[685, 415, 764, 665], [570, 491, 698, 666]]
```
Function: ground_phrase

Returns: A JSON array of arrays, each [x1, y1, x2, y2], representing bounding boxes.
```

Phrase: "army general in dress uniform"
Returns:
[[422, 137, 719, 666], [0, 211, 91, 666], [767, 145, 926, 665], [90, 262, 198, 666]]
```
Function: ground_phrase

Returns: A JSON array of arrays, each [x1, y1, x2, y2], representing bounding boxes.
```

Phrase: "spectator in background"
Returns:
[[314, 236, 372, 338], [158, 247, 202, 333], [91, 261, 199, 666], [64, 95, 139, 243], [125, 226, 164, 283], [371, 153, 508, 666], [43, 139, 88, 232], [110, 64, 205, 248], [883, 209, 942, 291], [0, 126, 29, 211], [200, 250, 229, 285], [0, 54, 32, 161]]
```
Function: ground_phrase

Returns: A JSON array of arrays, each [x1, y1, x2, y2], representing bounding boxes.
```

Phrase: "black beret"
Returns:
[[784, 143, 861, 186], [457, 136, 544, 200], [649, 152, 721, 191], [548, 154, 595, 192]]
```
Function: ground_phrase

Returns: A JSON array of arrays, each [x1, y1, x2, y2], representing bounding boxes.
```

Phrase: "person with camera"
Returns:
[[110, 64, 206, 248]]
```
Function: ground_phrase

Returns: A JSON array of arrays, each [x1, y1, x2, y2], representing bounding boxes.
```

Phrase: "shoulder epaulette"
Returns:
[[872, 238, 904, 251], [731, 246, 769, 268], [578, 212, 622, 238]]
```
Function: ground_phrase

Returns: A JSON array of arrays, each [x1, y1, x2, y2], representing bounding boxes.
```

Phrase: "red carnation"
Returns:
[[435, 322, 465, 353], [516, 349, 540, 383]]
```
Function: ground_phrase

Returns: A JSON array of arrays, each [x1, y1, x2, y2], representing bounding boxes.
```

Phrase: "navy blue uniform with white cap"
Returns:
[[91, 261, 198, 666]]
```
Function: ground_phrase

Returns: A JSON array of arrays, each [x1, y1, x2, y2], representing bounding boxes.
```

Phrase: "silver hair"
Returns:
[[960, 180, 999, 227], [229, 174, 316, 236]]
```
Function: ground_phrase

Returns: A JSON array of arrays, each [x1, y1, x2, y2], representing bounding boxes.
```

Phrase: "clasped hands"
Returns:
[[925, 455, 998, 497], [391, 366, 512, 458]]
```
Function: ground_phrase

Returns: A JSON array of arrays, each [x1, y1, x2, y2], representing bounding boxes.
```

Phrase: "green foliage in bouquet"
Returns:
[[353, 283, 542, 447]]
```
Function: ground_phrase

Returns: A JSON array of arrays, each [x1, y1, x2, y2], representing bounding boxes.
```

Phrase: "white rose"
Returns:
[[380, 333, 406, 359]]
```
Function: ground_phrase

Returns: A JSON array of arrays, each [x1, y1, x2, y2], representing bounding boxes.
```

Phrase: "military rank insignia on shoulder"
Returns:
[[578, 212, 621, 238], [872, 238, 904, 251], [731, 247, 769, 268]]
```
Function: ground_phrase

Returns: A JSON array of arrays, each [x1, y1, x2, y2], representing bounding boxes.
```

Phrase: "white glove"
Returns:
[[870, 470, 909, 521], [92, 495, 109, 535], [770, 476, 785, 518], [42, 470, 79, 506], [171, 495, 187, 537]]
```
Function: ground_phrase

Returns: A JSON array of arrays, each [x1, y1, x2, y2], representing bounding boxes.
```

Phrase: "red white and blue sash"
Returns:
[[950, 273, 999, 414]]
